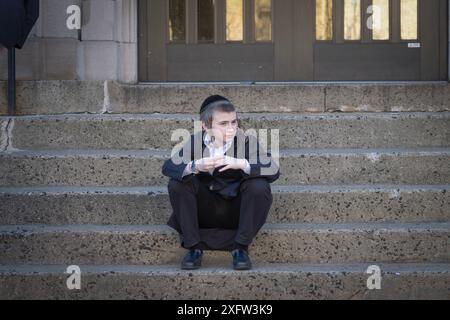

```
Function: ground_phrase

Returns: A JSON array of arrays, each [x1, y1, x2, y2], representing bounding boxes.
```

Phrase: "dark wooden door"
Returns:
[[312, 0, 448, 81], [139, 0, 276, 81], [138, 0, 447, 82]]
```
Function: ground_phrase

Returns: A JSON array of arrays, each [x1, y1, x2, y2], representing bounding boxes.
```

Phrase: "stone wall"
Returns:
[[0, 0, 448, 83], [0, 0, 137, 83]]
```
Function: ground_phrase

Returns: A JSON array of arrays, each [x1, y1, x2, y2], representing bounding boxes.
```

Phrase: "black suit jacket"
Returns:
[[162, 129, 280, 199], [0, 0, 39, 49]]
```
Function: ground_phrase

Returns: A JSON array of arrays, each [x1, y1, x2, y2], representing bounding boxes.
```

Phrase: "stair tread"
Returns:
[[1, 222, 449, 233], [2, 146, 450, 157], [3, 111, 450, 120], [1, 263, 449, 274], [0, 183, 449, 194]]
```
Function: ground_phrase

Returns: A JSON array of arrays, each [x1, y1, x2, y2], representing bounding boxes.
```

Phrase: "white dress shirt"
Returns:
[[182, 132, 251, 177]]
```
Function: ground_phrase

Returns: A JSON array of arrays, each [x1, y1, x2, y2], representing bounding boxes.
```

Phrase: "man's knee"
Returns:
[[240, 178, 271, 197], [168, 178, 195, 195]]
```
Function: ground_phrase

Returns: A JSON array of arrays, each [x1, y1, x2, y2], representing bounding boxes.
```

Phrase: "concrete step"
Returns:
[[0, 119, 7, 152], [2, 112, 449, 150], [0, 223, 449, 265], [1, 81, 450, 115], [0, 184, 448, 225], [0, 263, 449, 299], [0, 148, 449, 187]]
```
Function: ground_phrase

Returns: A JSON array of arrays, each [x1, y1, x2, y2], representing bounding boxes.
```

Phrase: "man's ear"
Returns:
[[201, 122, 209, 131]]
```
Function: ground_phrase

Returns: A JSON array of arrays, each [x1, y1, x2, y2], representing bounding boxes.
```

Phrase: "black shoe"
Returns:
[[231, 249, 252, 270], [181, 249, 203, 270]]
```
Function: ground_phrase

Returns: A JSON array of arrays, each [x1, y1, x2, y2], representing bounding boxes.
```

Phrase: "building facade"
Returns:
[[0, 0, 449, 83]]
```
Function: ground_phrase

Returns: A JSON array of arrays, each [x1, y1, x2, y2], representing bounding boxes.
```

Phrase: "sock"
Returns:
[[233, 242, 248, 252], [189, 243, 203, 253]]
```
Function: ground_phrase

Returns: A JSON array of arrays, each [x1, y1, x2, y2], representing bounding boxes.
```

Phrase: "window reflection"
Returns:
[[198, 0, 215, 42], [401, 0, 417, 40], [316, 0, 333, 41], [226, 0, 243, 41], [255, 0, 272, 41], [372, 0, 389, 40], [169, 0, 186, 42], [344, 0, 361, 40]]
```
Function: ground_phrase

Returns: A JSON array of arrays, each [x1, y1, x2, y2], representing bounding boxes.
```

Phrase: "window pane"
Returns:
[[198, 0, 215, 42], [344, 0, 361, 40], [401, 0, 417, 40], [226, 0, 243, 41], [169, 0, 186, 42], [316, 0, 333, 41], [372, 0, 389, 40], [255, 0, 272, 41]]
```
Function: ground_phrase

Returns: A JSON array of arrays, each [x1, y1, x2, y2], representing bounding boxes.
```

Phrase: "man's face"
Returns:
[[203, 111, 238, 145]]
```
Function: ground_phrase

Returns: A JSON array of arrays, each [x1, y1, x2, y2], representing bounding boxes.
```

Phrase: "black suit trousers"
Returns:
[[167, 175, 273, 250]]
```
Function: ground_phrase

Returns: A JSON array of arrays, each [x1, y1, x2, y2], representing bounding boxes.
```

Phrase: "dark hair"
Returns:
[[200, 101, 236, 129]]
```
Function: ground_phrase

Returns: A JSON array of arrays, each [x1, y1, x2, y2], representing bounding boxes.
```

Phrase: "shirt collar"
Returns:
[[203, 131, 234, 151]]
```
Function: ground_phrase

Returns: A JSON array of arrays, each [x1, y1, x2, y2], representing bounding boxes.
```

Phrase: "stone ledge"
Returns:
[[1, 147, 449, 186], [0, 263, 449, 299], [0, 223, 449, 265], [0, 80, 104, 115], [2, 112, 449, 150], [0, 184, 448, 224], [1, 81, 449, 115]]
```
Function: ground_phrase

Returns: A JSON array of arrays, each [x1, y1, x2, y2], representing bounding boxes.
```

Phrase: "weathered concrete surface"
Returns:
[[0, 81, 104, 115], [0, 185, 449, 225], [0, 148, 449, 187], [0, 263, 449, 300], [0, 82, 449, 301], [5, 112, 450, 150], [2, 81, 450, 115], [0, 119, 8, 152], [325, 83, 450, 112], [108, 82, 326, 113], [0, 1, 138, 83], [0, 84, 6, 115], [0, 223, 449, 265], [110, 82, 450, 114]]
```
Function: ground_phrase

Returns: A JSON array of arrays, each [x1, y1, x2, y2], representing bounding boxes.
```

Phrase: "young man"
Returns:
[[162, 95, 280, 270]]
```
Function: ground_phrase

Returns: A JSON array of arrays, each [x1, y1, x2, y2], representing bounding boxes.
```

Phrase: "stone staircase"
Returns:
[[0, 82, 449, 299]]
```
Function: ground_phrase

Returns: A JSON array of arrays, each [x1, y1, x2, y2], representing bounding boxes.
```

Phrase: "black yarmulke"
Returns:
[[199, 95, 230, 114]]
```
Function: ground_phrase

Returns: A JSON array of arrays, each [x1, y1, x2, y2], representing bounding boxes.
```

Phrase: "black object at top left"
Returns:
[[0, 0, 39, 49]]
